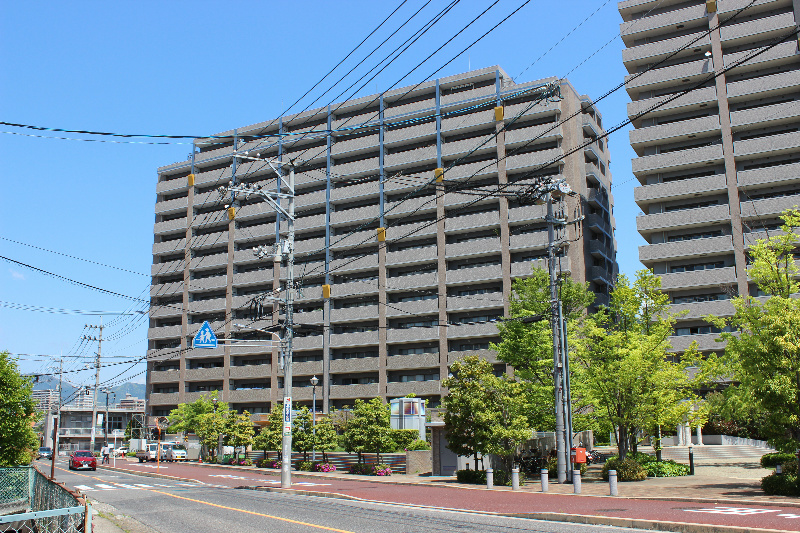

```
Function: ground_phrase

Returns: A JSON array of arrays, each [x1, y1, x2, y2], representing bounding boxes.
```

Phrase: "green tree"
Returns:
[[224, 410, 254, 459], [572, 270, 709, 459], [0, 352, 39, 466], [314, 415, 339, 463], [710, 209, 800, 450], [442, 355, 531, 471], [492, 268, 594, 431], [168, 391, 226, 435], [292, 407, 315, 461], [193, 400, 229, 459], [253, 403, 283, 461], [343, 398, 394, 464]]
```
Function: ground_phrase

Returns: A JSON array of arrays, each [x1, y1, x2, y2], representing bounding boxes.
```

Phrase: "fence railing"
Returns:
[[0, 465, 88, 533]]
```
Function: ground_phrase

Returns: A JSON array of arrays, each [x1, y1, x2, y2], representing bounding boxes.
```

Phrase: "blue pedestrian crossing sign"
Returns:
[[193, 321, 218, 349]]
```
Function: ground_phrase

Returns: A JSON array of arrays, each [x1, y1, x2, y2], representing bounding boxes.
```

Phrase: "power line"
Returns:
[[0, 237, 149, 276]]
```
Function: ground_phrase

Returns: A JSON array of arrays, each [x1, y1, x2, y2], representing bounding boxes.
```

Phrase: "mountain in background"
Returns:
[[33, 377, 145, 405]]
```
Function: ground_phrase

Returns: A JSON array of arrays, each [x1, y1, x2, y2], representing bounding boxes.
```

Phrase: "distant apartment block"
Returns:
[[146, 67, 617, 416], [620, 0, 800, 354], [32, 389, 59, 412]]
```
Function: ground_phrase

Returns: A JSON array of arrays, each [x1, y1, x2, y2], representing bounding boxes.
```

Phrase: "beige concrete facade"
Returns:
[[145, 67, 616, 416], [621, 0, 800, 353]]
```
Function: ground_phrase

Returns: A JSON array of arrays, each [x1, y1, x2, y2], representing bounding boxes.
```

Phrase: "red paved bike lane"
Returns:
[[105, 461, 800, 532]]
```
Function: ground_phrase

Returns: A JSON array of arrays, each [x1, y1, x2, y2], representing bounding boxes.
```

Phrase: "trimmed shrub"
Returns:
[[761, 452, 796, 469], [296, 460, 313, 471], [406, 439, 431, 451], [391, 429, 419, 451], [762, 472, 800, 496], [455, 469, 525, 486], [348, 463, 373, 475], [602, 458, 647, 481], [257, 459, 280, 468], [643, 460, 690, 477]]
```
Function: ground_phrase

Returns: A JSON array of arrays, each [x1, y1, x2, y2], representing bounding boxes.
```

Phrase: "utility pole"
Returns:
[[83, 320, 103, 452], [51, 356, 63, 479], [222, 156, 296, 488]]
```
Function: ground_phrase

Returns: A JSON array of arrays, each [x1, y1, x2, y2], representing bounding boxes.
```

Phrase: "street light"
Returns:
[[310, 375, 319, 463]]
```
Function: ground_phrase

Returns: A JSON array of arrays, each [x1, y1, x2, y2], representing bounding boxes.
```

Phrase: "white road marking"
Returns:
[[74, 485, 92, 491], [95, 484, 116, 490], [686, 507, 779, 515]]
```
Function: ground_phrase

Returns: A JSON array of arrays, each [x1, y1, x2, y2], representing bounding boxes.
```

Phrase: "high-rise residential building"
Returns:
[[620, 0, 800, 357], [32, 389, 59, 412], [145, 67, 617, 417]]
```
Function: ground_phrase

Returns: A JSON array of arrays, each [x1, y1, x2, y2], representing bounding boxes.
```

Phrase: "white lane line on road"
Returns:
[[134, 484, 154, 488], [114, 484, 141, 489], [74, 485, 92, 491], [95, 484, 117, 490], [686, 507, 779, 515]]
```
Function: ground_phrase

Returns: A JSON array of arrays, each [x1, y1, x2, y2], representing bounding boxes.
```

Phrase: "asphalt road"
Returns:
[[88, 458, 800, 532], [42, 459, 651, 533]]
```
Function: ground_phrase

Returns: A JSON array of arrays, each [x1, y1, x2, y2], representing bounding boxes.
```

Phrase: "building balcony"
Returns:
[[156, 175, 189, 195], [447, 348, 499, 364], [292, 213, 327, 232], [737, 161, 800, 189], [634, 173, 727, 206], [726, 68, 800, 102], [232, 269, 273, 289], [639, 235, 734, 264], [155, 196, 188, 216], [730, 100, 800, 132], [511, 257, 554, 278], [148, 392, 179, 405], [630, 115, 720, 153], [294, 237, 326, 255], [506, 124, 562, 147], [669, 299, 735, 321], [669, 333, 723, 352], [329, 383, 380, 400], [441, 108, 494, 133], [153, 239, 186, 256], [619, 3, 707, 46], [386, 245, 437, 267], [148, 370, 180, 384], [445, 211, 501, 232], [150, 281, 183, 298], [387, 272, 438, 291], [331, 134, 379, 156], [446, 321, 499, 339], [330, 180, 379, 204], [503, 98, 560, 123], [151, 258, 183, 277], [330, 204, 379, 226], [446, 264, 503, 284], [329, 357, 379, 375], [631, 144, 723, 176], [154, 217, 188, 236], [385, 193, 437, 218], [622, 31, 710, 73], [148, 325, 182, 341], [508, 204, 546, 223], [442, 159, 498, 182], [292, 336, 324, 351], [386, 380, 442, 397], [387, 326, 440, 344], [445, 238, 502, 259], [193, 165, 231, 188], [510, 231, 548, 250], [505, 148, 564, 173], [336, 279, 380, 298], [637, 204, 731, 234], [385, 299, 438, 318], [733, 131, 800, 161], [384, 145, 437, 171], [740, 194, 800, 219], [723, 41, 798, 76], [658, 266, 737, 290], [189, 275, 228, 292], [333, 304, 381, 323], [446, 294, 504, 311], [185, 367, 223, 381], [190, 252, 228, 271], [150, 304, 183, 320], [386, 352, 440, 371], [330, 330, 379, 348], [228, 389, 271, 403], [292, 361, 324, 376], [626, 57, 713, 95], [627, 86, 717, 122], [188, 297, 226, 315], [230, 364, 271, 379]]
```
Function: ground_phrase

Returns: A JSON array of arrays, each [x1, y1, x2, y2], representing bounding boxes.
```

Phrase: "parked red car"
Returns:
[[69, 450, 97, 471]]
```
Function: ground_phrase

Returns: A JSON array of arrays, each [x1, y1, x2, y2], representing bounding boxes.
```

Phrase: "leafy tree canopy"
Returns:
[[0, 351, 39, 466]]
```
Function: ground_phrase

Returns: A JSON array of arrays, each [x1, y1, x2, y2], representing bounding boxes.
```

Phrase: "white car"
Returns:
[[114, 446, 129, 457]]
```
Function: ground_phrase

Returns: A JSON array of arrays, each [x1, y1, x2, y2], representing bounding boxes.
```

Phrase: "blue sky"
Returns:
[[0, 0, 644, 388]]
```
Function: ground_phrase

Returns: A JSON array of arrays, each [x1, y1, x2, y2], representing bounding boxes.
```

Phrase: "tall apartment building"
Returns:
[[146, 67, 617, 417], [32, 389, 59, 412], [620, 0, 800, 355]]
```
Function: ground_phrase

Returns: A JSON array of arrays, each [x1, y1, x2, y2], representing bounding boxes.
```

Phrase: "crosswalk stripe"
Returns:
[[115, 484, 140, 489], [96, 484, 116, 489], [134, 484, 153, 488], [74, 485, 91, 490]]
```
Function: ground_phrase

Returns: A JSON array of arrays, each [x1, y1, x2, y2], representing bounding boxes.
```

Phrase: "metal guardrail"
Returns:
[[0, 466, 89, 533]]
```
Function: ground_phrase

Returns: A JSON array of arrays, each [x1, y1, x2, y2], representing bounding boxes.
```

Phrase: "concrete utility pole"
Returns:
[[83, 320, 103, 452], [223, 156, 296, 488]]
